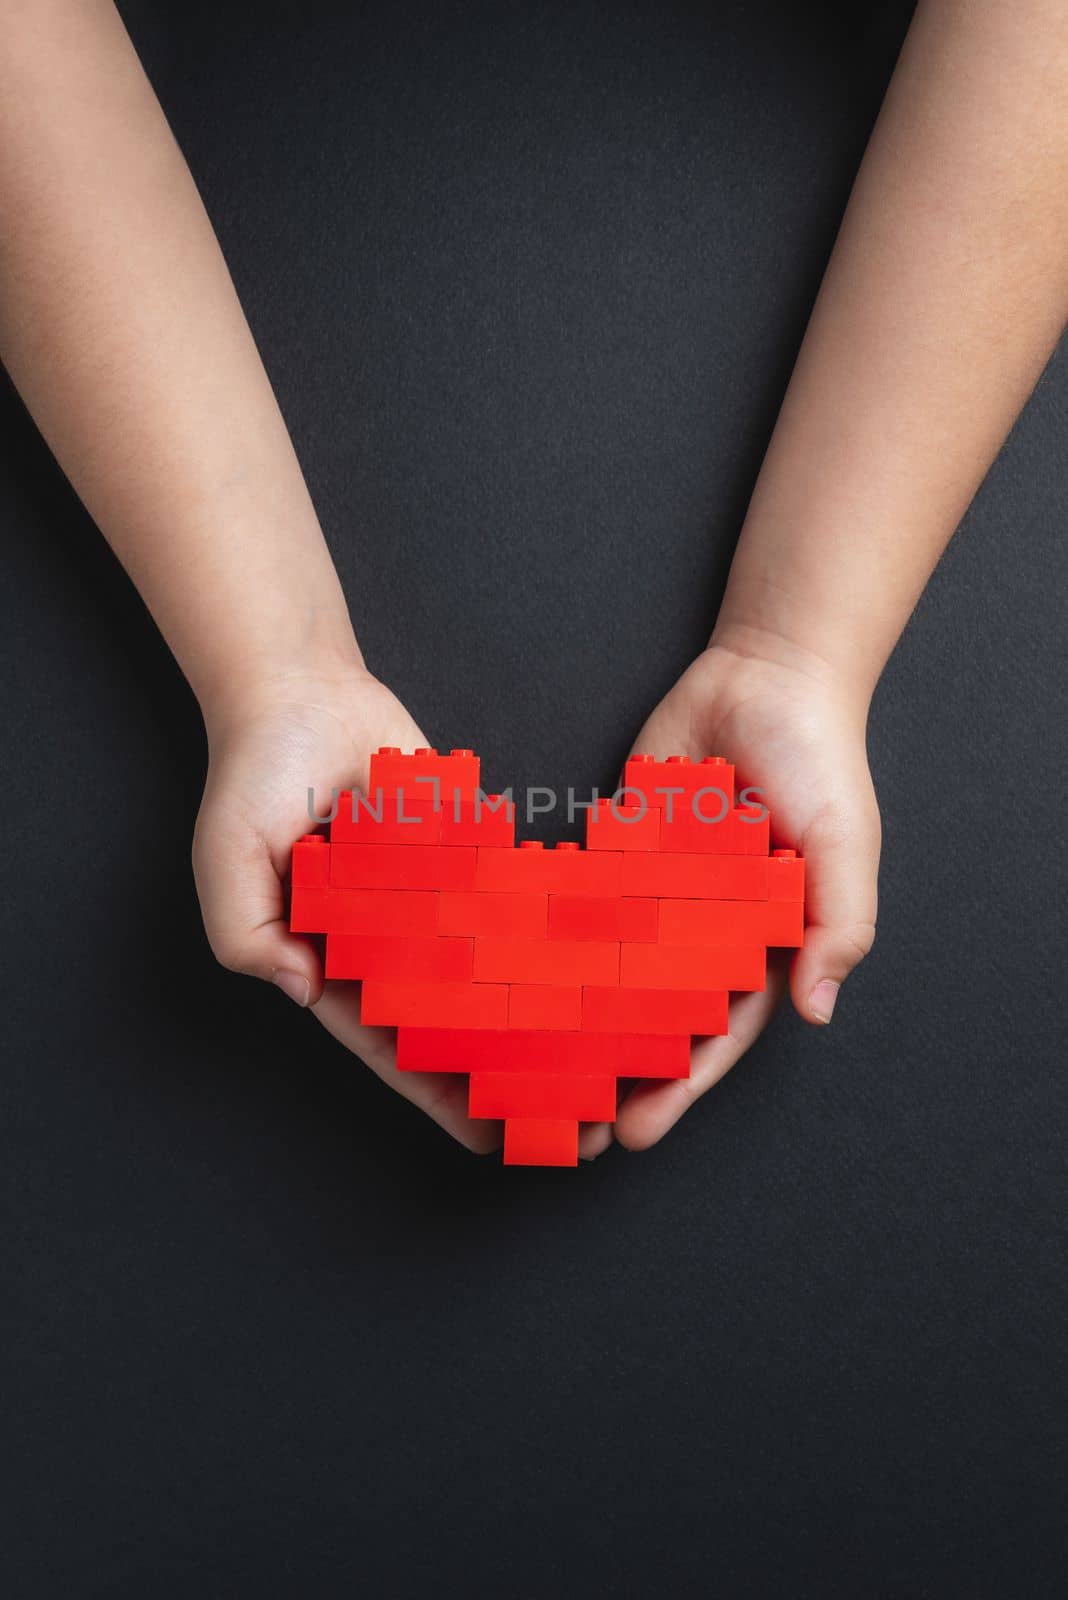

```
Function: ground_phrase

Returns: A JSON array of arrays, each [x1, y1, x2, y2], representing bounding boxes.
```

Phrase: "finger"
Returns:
[[578, 1122, 614, 1160], [626, 680, 706, 766], [613, 960, 789, 1151], [790, 805, 880, 1027], [192, 811, 324, 1007], [312, 983, 503, 1155]]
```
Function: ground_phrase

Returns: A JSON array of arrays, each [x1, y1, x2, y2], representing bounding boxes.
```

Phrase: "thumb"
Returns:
[[790, 801, 880, 1026], [192, 809, 324, 1009]]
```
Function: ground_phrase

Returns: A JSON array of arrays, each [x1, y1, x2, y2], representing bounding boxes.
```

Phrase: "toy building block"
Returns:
[[290, 886, 441, 937], [727, 805, 772, 855], [584, 798, 661, 851], [613, 1032, 691, 1078], [330, 842, 476, 892], [396, 1026, 500, 1073], [620, 943, 766, 992], [360, 979, 509, 1030], [769, 849, 805, 901], [438, 890, 548, 939], [291, 834, 330, 887], [473, 936, 620, 987], [660, 802, 770, 856], [582, 986, 730, 1036], [475, 841, 623, 895], [469, 1071, 617, 1121], [547, 893, 658, 943], [330, 789, 443, 844], [620, 851, 769, 901], [440, 794, 515, 848], [656, 897, 804, 948], [396, 1027, 535, 1074], [369, 746, 481, 806], [623, 753, 735, 813], [395, 1027, 691, 1079], [503, 1117, 579, 1167], [324, 934, 473, 983], [507, 984, 583, 1031], [286, 745, 805, 1168]]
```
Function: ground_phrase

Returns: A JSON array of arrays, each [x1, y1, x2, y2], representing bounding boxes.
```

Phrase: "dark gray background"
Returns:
[[2, 2, 1065, 1594]]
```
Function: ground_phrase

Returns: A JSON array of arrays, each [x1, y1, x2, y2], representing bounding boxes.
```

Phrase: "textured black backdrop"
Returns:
[[2, 3, 1065, 1595]]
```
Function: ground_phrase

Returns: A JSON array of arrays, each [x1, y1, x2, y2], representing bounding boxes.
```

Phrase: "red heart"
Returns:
[[290, 748, 804, 1166]]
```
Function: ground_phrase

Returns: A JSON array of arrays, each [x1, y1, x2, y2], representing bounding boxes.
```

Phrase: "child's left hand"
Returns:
[[584, 639, 881, 1156]]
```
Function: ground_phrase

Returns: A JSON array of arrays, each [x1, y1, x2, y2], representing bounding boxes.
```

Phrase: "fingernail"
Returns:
[[809, 979, 840, 1024], [273, 969, 310, 1007]]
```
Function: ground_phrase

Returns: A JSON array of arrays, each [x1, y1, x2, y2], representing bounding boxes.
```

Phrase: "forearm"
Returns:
[[0, 0, 359, 730], [715, 0, 1068, 704]]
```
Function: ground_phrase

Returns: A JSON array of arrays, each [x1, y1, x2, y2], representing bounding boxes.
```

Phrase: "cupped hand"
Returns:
[[590, 637, 881, 1155], [191, 664, 501, 1153]]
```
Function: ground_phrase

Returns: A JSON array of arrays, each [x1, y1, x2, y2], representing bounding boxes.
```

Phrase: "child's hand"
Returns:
[[601, 639, 881, 1154], [191, 667, 501, 1154]]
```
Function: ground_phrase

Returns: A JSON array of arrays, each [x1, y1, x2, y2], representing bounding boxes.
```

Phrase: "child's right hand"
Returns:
[[191, 665, 502, 1154]]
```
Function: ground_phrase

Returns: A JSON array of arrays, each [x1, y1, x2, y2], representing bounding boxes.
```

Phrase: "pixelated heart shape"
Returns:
[[290, 747, 804, 1166]]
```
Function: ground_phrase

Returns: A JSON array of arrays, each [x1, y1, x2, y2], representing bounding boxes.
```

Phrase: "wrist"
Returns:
[[700, 626, 872, 747], [198, 638, 370, 749], [710, 610, 875, 727]]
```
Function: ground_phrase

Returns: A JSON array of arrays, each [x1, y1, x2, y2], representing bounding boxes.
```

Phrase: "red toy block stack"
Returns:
[[290, 748, 805, 1167]]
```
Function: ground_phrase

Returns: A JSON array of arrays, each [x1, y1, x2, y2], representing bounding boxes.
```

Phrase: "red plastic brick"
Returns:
[[395, 1027, 691, 1079], [330, 842, 476, 892], [503, 1118, 578, 1166], [360, 979, 509, 1030], [614, 1033, 691, 1078], [620, 851, 769, 900], [475, 842, 623, 895], [324, 934, 473, 982], [657, 897, 804, 948], [470, 1071, 616, 1121], [290, 886, 439, 937], [660, 802, 770, 856], [769, 850, 806, 901], [291, 834, 330, 888], [330, 790, 442, 844], [622, 754, 735, 813], [620, 942, 765, 991], [439, 794, 515, 848], [547, 893, 659, 943], [584, 798, 661, 851], [438, 890, 547, 939], [474, 937, 620, 987], [369, 747, 481, 806], [396, 1027, 505, 1073], [582, 987, 730, 1036], [508, 985, 583, 1031]]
